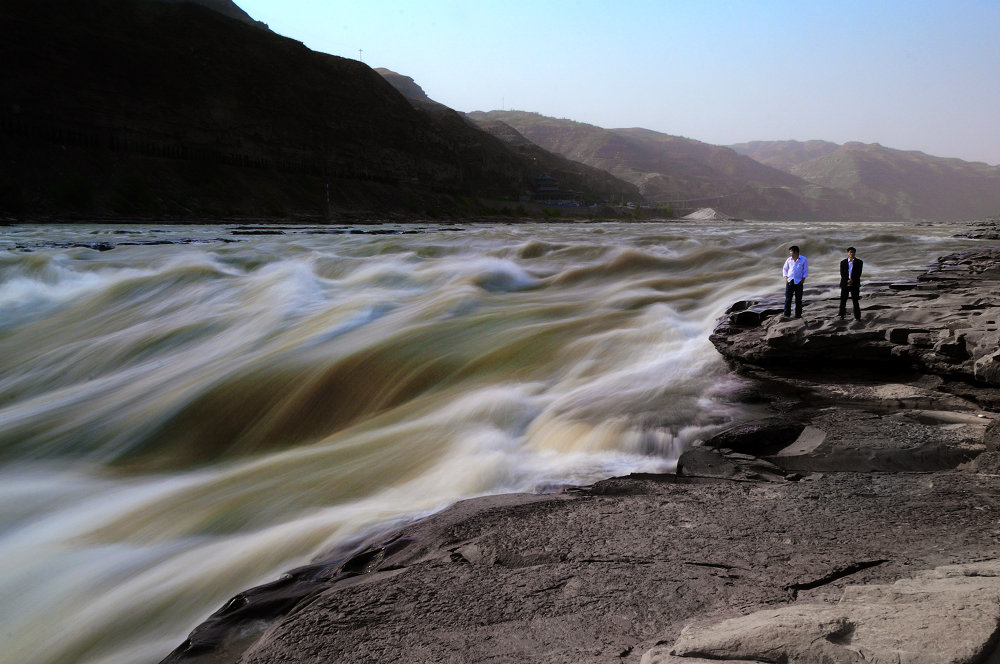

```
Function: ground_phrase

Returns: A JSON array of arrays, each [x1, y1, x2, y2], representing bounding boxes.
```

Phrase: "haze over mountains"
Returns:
[[2, 0, 998, 221], [729, 140, 1000, 221], [466, 111, 866, 220], [467, 112, 1000, 221]]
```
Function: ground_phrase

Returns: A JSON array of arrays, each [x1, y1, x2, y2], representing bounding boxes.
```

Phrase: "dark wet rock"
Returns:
[[676, 446, 741, 478], [14, 237, 239, 252], [677, 446, 789, 483], [702, 417, 804, 456], [81, 241, 115, 251], [954, 219, 1000, 241]]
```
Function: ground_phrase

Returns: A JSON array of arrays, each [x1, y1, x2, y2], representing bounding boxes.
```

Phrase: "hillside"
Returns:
[[149, 0, 267, 28], [377, 72, 640, 205], [375, 69, 444, 110], [468, 111, 877, 220], [731, 140, 1000, 220], [0, 0, 622, 219], [729, 140, 840, 172]]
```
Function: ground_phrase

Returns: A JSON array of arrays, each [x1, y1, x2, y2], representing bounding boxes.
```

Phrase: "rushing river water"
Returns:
[[0, 220, 986, 664]]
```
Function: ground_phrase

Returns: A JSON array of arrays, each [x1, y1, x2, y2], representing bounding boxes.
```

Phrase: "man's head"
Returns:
[[788, 245, 800, 260], [847, 247, 856, 260]]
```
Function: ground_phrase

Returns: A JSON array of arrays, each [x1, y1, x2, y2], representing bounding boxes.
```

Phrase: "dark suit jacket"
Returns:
[[840, 258, 863, 288]]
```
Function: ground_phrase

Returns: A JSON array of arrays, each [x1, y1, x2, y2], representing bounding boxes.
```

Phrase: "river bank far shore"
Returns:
[[164, 225, 1000, 664]]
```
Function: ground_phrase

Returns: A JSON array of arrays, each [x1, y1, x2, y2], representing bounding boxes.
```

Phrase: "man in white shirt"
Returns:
[[782, 245, 808, 318]]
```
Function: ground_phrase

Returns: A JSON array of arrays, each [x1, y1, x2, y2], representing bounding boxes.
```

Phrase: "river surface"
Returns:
[[0, 220, 986, 664]]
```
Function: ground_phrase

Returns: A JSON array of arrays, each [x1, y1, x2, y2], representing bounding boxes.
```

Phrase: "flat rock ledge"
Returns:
[[163, 242, 1000, 664], [644, 559, 1000, 664], [710, 247, 1000, 386]]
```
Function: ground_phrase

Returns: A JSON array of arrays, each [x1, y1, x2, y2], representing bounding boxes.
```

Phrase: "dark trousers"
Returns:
[[784, 280, 803, 317], [840, 284, 861, 319]]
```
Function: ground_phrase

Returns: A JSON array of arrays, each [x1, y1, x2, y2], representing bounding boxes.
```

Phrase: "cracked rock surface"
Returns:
[[165, 449, 1000, 663], [643, 560, 1000, 664]]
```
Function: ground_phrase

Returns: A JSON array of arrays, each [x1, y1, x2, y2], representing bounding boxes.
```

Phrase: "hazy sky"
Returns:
[[236, 0, 1000, 165]]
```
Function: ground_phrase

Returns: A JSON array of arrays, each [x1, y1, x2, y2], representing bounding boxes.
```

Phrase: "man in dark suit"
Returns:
[[839, 247, 863, 320]]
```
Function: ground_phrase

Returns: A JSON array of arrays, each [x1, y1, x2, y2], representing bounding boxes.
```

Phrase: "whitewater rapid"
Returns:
[[0, 220, 984, 664]]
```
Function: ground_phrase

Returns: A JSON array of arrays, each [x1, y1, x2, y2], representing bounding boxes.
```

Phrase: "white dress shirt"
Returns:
[[782, 255, 809, 284]]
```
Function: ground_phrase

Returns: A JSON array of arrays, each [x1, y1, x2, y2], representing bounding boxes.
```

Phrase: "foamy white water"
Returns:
[[0, 220, 985, 664]]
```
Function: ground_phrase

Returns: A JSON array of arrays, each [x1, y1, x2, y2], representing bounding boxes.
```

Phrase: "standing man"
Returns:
[[782, 245, 808, 318], [839, 246, 864, 320]]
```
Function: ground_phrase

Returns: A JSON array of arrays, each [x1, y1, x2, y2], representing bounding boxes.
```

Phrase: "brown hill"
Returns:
[[469, 119, 640, 204], [729, 140, 840, 172], [732, 140, 1000, 220], [375, 69, 443, 109], [0, 0, 623, 219], [375, 74, 640, 205], [468, 111, 877, 220]]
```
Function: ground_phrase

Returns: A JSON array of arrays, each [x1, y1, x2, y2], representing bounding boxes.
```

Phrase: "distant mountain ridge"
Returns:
[[376, 72, 639, 204], [3, 0, 997, 221], [731, 140, 1000, 220], [728, 140, 841, 172], [468, 111, 876, 220]]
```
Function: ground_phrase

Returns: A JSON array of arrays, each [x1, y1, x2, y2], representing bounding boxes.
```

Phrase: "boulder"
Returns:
[[644, 559, 1000, 664]]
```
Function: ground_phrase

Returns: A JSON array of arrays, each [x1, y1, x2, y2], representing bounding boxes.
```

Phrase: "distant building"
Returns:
[[530, 173, 582, 206], [532, 174, 559, 195]]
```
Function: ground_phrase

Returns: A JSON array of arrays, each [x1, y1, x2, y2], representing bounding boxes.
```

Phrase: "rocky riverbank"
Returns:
[[163, 241, 1000, 664], [710, 245, 1000, 387]]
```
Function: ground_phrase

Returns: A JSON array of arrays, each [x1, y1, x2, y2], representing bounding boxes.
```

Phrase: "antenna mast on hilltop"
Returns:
[[358, 49, 363, 63]]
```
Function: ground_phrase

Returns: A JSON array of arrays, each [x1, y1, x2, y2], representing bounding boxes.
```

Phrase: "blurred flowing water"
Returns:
[[0, 220, 983, 664]]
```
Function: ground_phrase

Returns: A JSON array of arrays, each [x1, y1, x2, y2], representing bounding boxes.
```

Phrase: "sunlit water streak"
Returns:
[[0, 220, 984, 664]]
